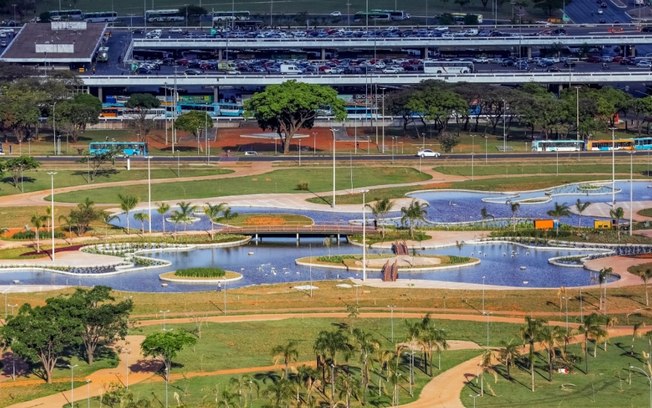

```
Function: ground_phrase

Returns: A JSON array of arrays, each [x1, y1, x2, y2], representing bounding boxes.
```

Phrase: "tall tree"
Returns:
[[575, 199, 591, 228], [56, 94, 102, 142], [272, 340, 299, 379], [367, 197, 393, 237], [174, 111, 213, 149], [400, 199, 428, 239], [5, 156, 39, 191], [2, 302, 82, 383], [141, 329, 197, 381], [133, 212, 149, 234], [0, 79, 47, 144], [51, 286, 133, 365], [352, 328, 380, 397], [157, 202, 171, 234], [546, 202, 571, 236], [509, 201, 521, 231], [578, 313, 607, 373], [204, 202, 227, 235], [597, 267, 612, 312], [30, 213, 47, 252], [610, 206, 625, 241], [636, 268, 652, 307], [244, 81, 346, 154], [58, 197, 107, 236], [498, 338, 520, 380], [126, 93, 161, 142], [520, 316, 546, 391], [118, 193, 139, 233]]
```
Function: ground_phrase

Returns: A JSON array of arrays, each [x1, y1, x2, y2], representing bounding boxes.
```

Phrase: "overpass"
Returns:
[[80, 71, 652, 88], [219, 224, 377, 243], [131, 34, 652, 50]]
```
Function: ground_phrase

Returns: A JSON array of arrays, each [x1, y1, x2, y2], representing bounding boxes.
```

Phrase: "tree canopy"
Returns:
[[244, 81, 347, 154], [57, 94, 102, 142], [126, 93, 161, 142], [141, 329, 198, 380], [174, 111, 213, 140]]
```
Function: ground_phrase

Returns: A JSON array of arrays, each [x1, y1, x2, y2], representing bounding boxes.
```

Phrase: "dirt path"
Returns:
[[2, 311, 624, 408]]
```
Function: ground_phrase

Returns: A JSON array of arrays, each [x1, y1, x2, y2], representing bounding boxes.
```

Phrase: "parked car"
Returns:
[[184, 68, 203, 75], [416, 149, 440, 158]]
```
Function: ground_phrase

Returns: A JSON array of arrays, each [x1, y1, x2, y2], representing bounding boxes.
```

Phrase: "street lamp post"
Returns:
[[361, 189, 369, 281], [69, 364, 78, 407], [610, 127, 617, 205], [52, 102, 57, 156], [86, 379, 92, 408], [388, 305, 395, 343], [381, 87, 386, 154], [502, 99, 507, 153], [575, 86, 581, 141], [47, 172, 57, 261], [470, 393, 481, 408], [159, 309, 169, 331], [631, 151, 634, 236], [629, 365, 652, 408], [471, 134, 476, 181], [331, 128, 336, 208], [146, 156, 152, 234]]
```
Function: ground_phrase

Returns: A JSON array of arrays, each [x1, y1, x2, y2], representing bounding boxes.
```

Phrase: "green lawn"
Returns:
[[0, 168, 231, 197], [53, 167, 430, 204], [460, 336, 652, 407]]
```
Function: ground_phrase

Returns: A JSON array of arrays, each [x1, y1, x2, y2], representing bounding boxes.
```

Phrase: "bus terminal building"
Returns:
[[0, 22, 107, 71]]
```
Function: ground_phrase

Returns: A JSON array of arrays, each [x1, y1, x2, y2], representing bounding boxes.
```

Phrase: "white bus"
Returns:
[[145, 9, 184, 23], [211, 10, 250, 22], [423, 60, 474, 74], [48, 9, 83, 21], [371, 9, 410, 20], [83, 11, 118, 22], [531, 139, 584, 152]]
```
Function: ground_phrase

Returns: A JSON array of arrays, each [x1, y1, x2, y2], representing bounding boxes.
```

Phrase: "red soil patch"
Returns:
[[144, 126, 395, 155]]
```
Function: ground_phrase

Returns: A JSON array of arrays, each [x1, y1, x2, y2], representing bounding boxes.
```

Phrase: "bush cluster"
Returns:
[[175, 267, 226, 277], [12, 230, 65, 240], [316, 255, 357, 263]]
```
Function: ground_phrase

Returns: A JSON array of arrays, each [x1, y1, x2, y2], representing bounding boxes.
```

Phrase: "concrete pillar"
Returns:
[[255, 233, 259, 245], [423, 47, 429, 58], [97, 86, 103, 102], [526, 47, 532, 59], [296, 233, 300, 246], [336, 234, 340, 245], [321, 48, 326, 61], [630, 45, 636, 57], [218, 49, 223, 60], [213, 86, 219, 103]]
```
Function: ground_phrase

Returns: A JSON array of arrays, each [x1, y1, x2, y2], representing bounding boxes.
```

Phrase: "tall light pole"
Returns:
[[575, 86, 580, 141], [86, 379, 92, 408], [502, 99, 507, 153], [381, 87, 386, 154], [631, 151, 634, 236], [69, 364, 78, 407], [629, 365, 652, 408], [146, 156, 152, 234], [52, 102, 57, 155], [331, 128, 336, 208], [361, 189, 369, 281], [47, 172, 57, 261], [471, 134, 475, 181], [159, 309, 169, 331], [610, 127, 617, 205], [388, 305, 395, 343]]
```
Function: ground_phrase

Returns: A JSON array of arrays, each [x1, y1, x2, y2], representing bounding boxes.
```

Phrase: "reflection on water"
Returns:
[[0, 239, 611, 292]]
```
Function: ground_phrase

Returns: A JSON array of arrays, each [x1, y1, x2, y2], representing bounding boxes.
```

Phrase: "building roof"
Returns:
[[0, 22, 106, 64]]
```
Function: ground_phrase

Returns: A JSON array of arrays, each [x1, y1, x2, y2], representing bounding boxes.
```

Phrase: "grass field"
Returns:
[[434, 162, 652, 178], [460, 335, 652, 407], [0, 168, 231, 198], [53, 166, 430, 203]]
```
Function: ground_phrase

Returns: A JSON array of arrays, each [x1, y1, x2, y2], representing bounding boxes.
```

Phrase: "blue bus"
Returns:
[[634, 137, 652, 150], [218, 102, 244, 117], [89, 142, 148, 157]]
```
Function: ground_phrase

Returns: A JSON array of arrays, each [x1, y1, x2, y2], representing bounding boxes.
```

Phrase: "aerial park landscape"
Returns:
[[5, 0, 652, 406]]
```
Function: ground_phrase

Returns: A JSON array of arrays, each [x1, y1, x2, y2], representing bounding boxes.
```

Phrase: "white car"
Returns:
[[417, 149, 441, 158], [330, 11, 342, 16]]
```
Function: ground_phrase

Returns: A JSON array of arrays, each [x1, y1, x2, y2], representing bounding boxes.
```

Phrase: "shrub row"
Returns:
[[175, 267, 226, 278]]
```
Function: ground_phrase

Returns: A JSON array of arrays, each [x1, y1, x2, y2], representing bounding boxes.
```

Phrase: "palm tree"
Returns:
[[400, 199, 428, 239], [480, 206, 494, 227], [313, 329, 351, 391], [175, 201, 198, 231], [479, 348, 498, 397], [352, 328, 380, 397], [205, 202, 227, 236], [262, 378, 294, 408], [157, 202, 170, 234], [578, 313, 607, 373], [336, 370, 361, 408], [597, 267, 612, 312], [610, 206, 625, 241], [519, 316, 546, 392], [418, 314, 448, 375], [272, 340, 299, 379], [575, 199, 592, 228], [168, 211, 185, 239], [229, 375, 259, 407], [118, 193, 139, 233], [30, 213, 47, 253], [631, 322, 645, 356], [540, 325, 565, 382], [546, 202, 571, 236], [509, 201, 520, 232], [292, 365, 319, 408], [133, 212, 149, 234], [637, 268, 652, 307], [498, 338, 520, 380], [367, 197, 393, 237]]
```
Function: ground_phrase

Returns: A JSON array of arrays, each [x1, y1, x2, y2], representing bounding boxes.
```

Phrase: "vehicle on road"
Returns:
[[416, 149, 440, 158], [330, 11, 342, 17]]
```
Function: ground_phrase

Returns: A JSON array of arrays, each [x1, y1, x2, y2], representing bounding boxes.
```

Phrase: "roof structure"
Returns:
[[0, 22, 106, 64]]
